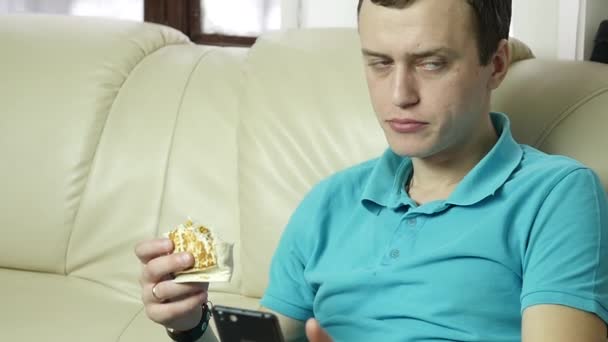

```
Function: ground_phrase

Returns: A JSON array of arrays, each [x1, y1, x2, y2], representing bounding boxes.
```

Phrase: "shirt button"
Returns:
[[389, 249, 400, 259], [406, 218, 417, 226]]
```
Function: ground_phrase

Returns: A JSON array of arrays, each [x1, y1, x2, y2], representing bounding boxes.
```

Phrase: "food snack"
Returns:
[[166, 219, 233, 283]]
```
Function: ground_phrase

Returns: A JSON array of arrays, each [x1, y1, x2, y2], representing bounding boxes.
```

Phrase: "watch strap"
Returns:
[[166, 303, 211, 342]]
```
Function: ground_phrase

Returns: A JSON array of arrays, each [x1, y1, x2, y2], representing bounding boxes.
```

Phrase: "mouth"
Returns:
[[386, 118, 428, 133]]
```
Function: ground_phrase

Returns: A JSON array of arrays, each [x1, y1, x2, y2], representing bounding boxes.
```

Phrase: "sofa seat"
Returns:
[[1, 269, 141, 341]]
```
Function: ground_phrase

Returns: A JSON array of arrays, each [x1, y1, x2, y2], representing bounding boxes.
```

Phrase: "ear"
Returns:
[[488, 39, 510, 90]]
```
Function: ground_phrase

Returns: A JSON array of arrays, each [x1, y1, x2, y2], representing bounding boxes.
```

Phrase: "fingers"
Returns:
[[305, 319, 333, 342], [134, 238, 174, 264], [142, 252, 194, 284], [146, 291, 207, 327], [135, 237, 210, 330], [144, 280, 208, 304]]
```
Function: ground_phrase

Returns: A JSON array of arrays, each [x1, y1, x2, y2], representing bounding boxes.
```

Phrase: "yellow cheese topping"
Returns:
[[168, 219, 218, 273]]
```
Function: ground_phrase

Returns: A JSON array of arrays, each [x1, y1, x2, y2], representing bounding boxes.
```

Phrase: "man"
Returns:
[[135, 0, 608, 341]]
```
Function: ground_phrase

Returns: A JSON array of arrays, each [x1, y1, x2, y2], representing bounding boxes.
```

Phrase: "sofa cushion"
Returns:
[[509, 36, 535, 63], [0, 269, 141, 341], [0, 15, 188, 275], [492, 59, 608, 189], [0, 14, 248, 341], [238, 29, 388, 298]]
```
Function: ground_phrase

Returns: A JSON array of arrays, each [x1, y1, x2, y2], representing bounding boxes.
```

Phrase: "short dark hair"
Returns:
[[357, 0, 511, 65]]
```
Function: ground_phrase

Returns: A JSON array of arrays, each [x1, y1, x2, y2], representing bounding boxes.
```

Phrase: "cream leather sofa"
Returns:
[[1, 15, 607, 342]]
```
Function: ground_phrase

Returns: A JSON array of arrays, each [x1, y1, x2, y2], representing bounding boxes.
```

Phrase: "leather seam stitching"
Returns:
[[64, 41, 188, 276], [117, 306, 146, 341], [152, 48, 215, 237], [535, 87, 608, 147]]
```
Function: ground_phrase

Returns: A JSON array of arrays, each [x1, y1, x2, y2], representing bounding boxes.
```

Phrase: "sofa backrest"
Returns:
[[237, 29, 387, 297], [493, 59, 608, 188], [0, 15, 247, 300]]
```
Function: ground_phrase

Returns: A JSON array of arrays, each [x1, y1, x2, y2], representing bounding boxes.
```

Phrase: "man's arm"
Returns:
[[522, 304, 607, 341], [520, 168, 608, 341]]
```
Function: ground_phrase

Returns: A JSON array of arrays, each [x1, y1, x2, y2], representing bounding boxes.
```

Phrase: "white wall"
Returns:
[[513, 0, 608, 60], [0, 0, 73, 13], [299, 0, 357, 28], [0, 0, 143, 20], [511, 0, 560, 59]]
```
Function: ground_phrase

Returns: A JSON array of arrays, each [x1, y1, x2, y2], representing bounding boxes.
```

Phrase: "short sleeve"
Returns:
[[521, 168, 608, 323], [260, 182, 327, 321]]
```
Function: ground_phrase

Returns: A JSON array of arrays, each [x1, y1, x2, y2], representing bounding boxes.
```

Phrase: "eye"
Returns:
[[419, 60, 445, 71], [368, 59, 393, 71]]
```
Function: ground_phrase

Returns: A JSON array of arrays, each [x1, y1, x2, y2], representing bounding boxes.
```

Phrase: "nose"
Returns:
[[392, 65, 420, 108]]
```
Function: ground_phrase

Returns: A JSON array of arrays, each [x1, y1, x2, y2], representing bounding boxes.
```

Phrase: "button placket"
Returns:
[[381, 211, 428, 265]]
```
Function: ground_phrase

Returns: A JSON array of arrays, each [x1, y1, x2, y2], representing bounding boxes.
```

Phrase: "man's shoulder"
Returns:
[[520, 145, 589, 173], [516, 145, 594, 186]]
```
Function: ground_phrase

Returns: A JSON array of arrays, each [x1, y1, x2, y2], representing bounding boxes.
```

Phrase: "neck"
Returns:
[[408, 115, 498, 202]]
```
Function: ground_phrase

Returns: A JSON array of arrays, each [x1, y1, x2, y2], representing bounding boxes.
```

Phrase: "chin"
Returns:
[[383, 128, 436, 158], [385, 135, 434, 158], [387, 143, 429, 158]]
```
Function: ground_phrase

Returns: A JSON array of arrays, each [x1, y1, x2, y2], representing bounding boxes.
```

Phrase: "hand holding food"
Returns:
[[166, 219, 234, 283], [136, 218, 234, 332]]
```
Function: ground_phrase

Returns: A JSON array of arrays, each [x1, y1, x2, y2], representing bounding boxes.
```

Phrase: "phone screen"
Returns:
[[212, 305, 285, 342]]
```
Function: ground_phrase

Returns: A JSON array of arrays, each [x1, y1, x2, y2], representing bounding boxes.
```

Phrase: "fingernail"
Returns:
[[180, 253, 193, 265], [163, 239, 173, 250]]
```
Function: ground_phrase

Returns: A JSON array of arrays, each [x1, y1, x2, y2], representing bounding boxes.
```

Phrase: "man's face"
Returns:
[[359, 0, 498, 158]]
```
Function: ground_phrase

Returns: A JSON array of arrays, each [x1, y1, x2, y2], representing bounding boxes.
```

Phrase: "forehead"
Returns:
[[358, 0, 476, 54]]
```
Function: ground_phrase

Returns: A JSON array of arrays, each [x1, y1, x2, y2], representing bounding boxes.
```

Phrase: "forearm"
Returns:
[[522, 304, 607, 342]]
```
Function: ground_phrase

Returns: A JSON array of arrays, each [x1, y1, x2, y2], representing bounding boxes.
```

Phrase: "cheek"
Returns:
[[418, 81, 459, 120], [365, 75, 392, 114], [424, 71, 481, 116]]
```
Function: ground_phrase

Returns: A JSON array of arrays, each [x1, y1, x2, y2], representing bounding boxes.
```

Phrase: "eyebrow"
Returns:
[[361, 47, 458, 60]]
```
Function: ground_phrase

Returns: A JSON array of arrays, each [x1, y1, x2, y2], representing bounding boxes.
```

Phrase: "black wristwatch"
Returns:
[[166, 303, 212, 342]]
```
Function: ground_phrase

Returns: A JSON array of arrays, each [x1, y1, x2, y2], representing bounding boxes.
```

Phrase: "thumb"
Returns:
[[305, 318, 333, 342]]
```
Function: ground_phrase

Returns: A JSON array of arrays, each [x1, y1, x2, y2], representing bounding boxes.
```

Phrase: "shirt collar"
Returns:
[[360, 148, 410, 211], [361, 112, 523, 210]]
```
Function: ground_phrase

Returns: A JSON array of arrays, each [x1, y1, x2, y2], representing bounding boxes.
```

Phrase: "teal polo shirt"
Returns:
[[260, 112, 608, 341]]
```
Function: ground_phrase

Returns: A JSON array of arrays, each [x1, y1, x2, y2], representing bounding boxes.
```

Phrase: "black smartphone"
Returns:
[[211, 305, 285, 342]]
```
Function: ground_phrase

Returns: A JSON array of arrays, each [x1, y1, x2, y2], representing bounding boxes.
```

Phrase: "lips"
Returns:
[[387, 118, 428, 133]]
